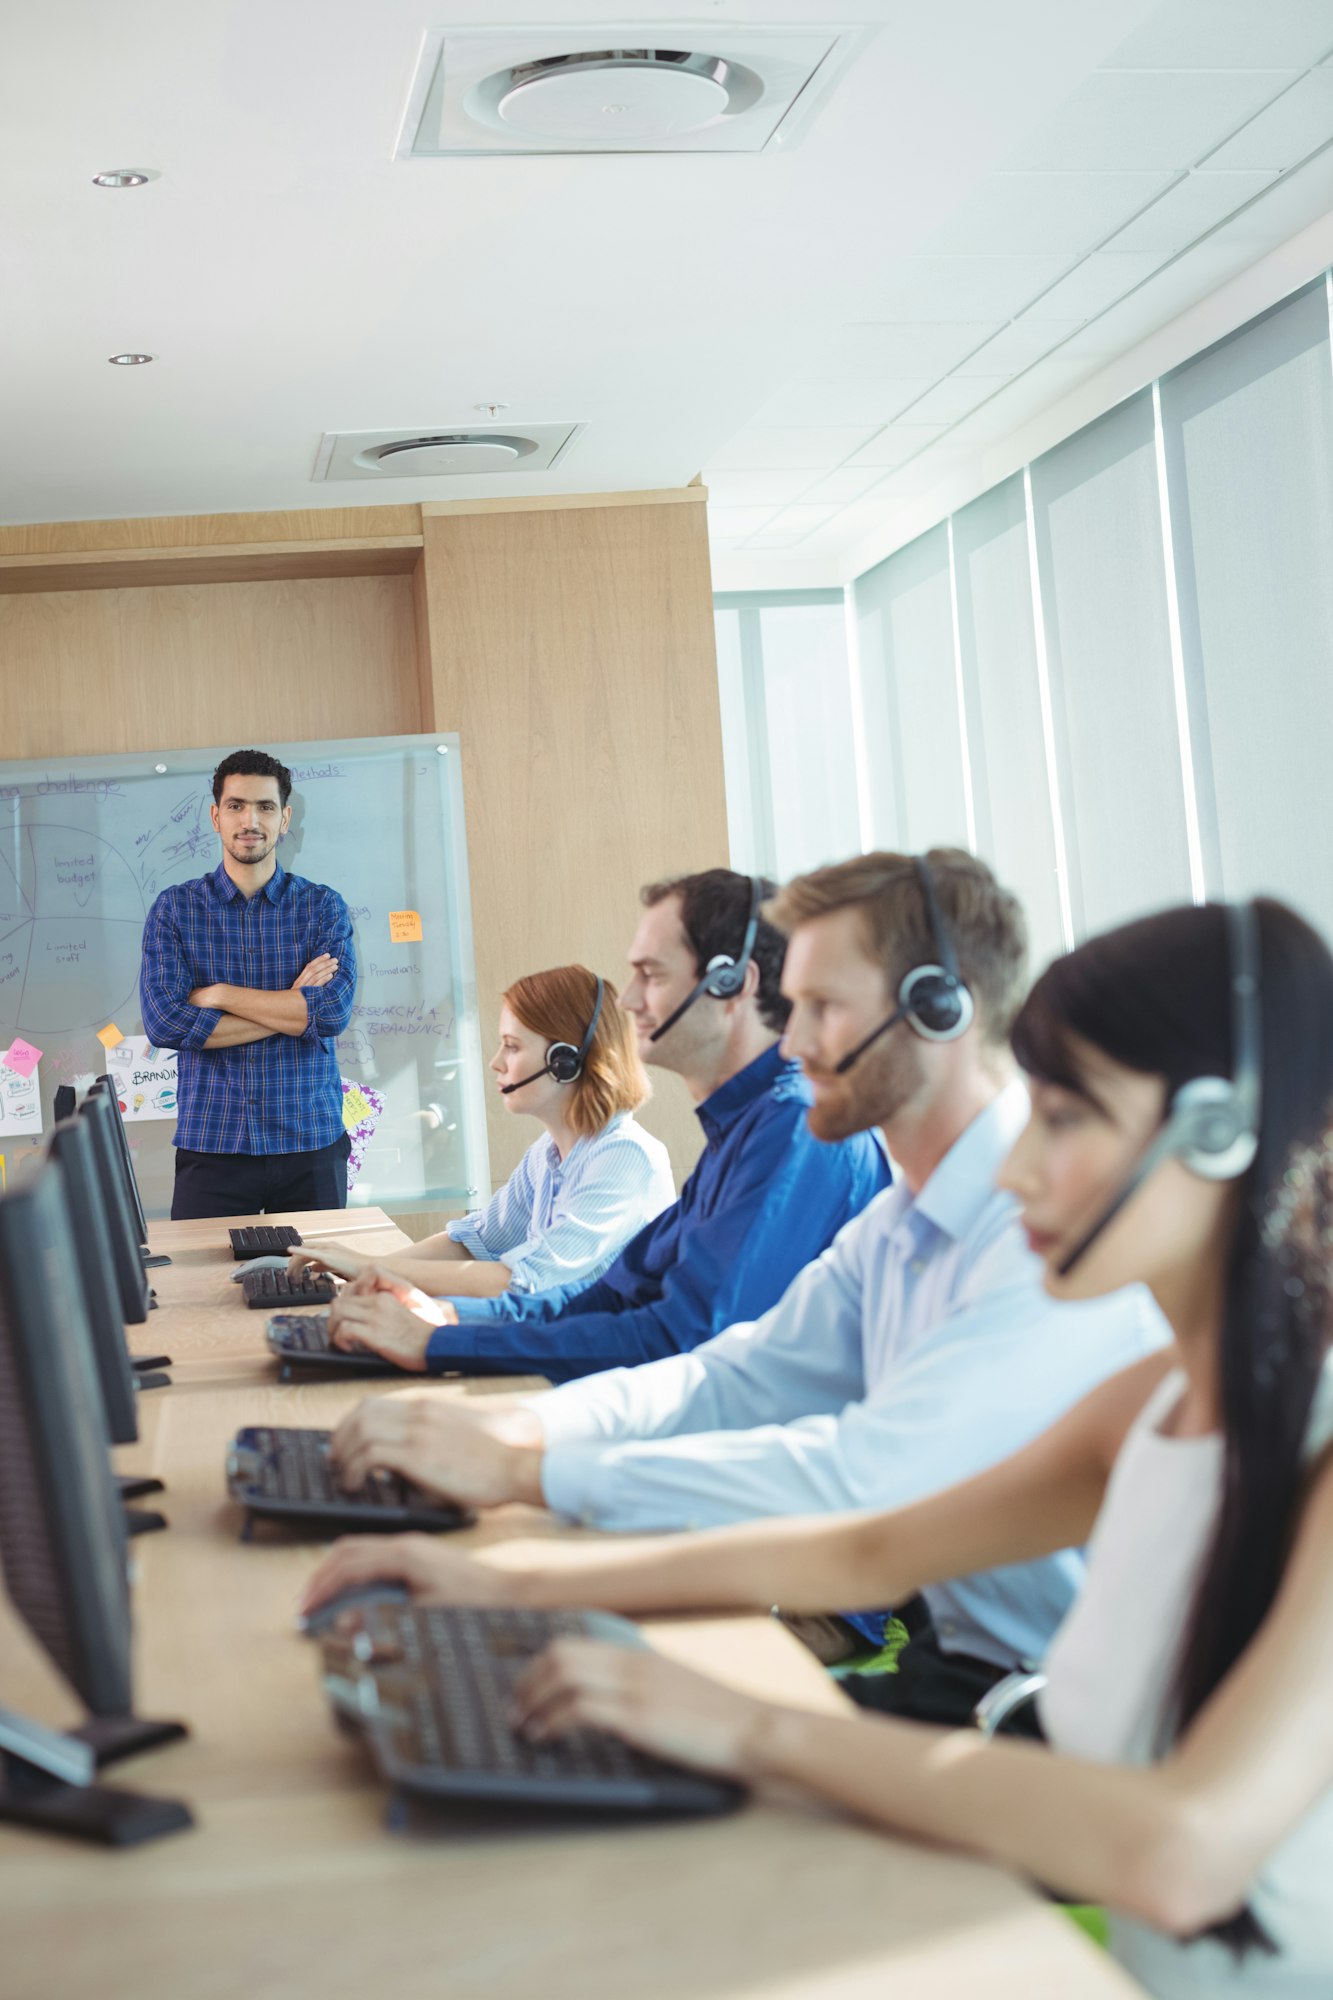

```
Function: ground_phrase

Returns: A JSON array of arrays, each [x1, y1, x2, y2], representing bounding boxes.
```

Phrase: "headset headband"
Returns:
[[648, 875, 765, 1043], [834, 856, 973, 1074], [499, 973, 605, 1094], [1056, 902, 1262, 1275]]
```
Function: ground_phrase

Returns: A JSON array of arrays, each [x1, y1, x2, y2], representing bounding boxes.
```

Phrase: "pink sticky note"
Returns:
[[3, 1038, 42, 1079]]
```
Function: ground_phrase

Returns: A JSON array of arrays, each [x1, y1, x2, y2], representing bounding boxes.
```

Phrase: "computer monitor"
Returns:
[[0, 1163, 189, 1843], [89, 1075, 171, 1271], [89, 1074, 147, 1243], [77, 1090, 152, 1326], [46, 1120, 139, 1447], [44, 1119, 167, 1518]]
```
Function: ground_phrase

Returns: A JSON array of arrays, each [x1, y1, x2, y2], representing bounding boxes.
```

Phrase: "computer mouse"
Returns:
[[297, 1580, 413, 1636], [230, 1256, 292, 1283]]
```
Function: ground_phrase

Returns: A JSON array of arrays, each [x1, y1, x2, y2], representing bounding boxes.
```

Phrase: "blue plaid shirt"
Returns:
[[139, 863, 356, 1156]]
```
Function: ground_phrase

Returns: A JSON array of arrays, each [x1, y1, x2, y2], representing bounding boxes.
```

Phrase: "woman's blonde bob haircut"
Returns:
[[502, 965, 650, 1141]]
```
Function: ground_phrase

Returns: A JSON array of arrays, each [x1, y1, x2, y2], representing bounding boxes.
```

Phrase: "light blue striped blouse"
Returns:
[[445, 1112, 675, 1295]]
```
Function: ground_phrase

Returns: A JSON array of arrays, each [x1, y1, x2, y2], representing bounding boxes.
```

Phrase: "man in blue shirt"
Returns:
[[324, 867, 890, 1382], [139, 749, 357, 1219]]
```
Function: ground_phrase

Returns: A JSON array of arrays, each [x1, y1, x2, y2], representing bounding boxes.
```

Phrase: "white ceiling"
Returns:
[[2, 1, 1332, 583]]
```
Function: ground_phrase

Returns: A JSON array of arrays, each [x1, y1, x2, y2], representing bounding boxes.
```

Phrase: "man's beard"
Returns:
[[805, 1030, 924, 1142]]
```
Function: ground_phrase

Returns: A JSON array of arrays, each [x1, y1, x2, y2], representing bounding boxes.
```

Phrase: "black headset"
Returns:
[[834, 856, 975, 1075], [649, 875, 764, 1044], [1057, 901, 1262, 1275], [500, 975, 605, 1095]]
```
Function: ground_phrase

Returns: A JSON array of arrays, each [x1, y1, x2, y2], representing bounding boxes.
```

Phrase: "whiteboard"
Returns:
[[0, 735, 490, 1217]]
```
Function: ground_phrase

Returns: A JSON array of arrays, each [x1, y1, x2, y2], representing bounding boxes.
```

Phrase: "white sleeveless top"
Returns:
[[1040, 1358, 1333, 1998]]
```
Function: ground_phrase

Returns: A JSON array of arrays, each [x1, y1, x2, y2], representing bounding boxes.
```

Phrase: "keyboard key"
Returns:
[[229, 1225, 303, 1260]]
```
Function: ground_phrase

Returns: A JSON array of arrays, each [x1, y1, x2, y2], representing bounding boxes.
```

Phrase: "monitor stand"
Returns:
[[72, 1713, 189, 1768], [144, 1253, 172, 1268], [0, 1706, 191, 1848], [116, 1471, 165, 1500], [124, 1506, 168, 1537]]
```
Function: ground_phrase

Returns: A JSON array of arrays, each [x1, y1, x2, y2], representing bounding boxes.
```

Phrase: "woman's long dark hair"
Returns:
[[1012, 899, 1333, 1956]]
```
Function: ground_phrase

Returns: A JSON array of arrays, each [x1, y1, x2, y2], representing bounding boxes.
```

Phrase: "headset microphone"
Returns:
[[835, 857, 975, 1075], [1056, 902, 1262, 1276], [500, 976, 605, 1095], [649, 875, 764, 1044]]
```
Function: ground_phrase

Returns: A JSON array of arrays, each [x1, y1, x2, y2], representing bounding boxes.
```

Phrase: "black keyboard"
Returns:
[[230, 1225, 304, 1260], [265, 1313, 400, 1376], [323, 1604, 745, 1817], [242, 1267, 335, 1309], [226, 1426, 472, 1533]]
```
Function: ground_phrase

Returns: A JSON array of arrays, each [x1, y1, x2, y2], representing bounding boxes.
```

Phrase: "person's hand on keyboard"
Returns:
[[287, 1244, 368, 1284], [297, 1530, 511, 1624], [511, 1638, 767, 1780], [330, 1392, 544, 1508], [325, 1268, 454, 1370]]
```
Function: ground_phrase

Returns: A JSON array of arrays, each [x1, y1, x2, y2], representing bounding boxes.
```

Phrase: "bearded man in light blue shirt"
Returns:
[[318, 849, 1168, 1720]]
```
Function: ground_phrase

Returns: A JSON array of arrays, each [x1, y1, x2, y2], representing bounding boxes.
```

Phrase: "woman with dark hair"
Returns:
[[291, 966, 673, 1314], [302, 898, 1333, 1993]]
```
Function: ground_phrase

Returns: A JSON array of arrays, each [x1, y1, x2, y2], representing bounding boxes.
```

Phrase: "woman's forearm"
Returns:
[[512, 1510, 918, 1618], [385, 1231, 472, 1266], [370, 1255, 495, 1294], [745, 1705, 1206, 1934], [423, 1258, 513, 1298]]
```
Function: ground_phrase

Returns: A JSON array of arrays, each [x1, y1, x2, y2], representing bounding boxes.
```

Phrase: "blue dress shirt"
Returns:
[[426, 1043, 891, 1384], [445, 1112, 675, 1295], [140, 862, 356, 1155]]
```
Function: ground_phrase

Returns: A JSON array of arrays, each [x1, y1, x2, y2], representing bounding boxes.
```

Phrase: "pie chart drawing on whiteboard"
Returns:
[[0, 822, 146, 1038]]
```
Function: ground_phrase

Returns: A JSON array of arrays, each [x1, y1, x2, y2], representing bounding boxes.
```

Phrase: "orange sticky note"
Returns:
[[388, 910, 423, 944], [97, 1022, 124, 1050]]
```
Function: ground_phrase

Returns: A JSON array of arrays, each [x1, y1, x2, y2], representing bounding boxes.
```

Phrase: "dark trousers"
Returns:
[[171, 1133, 351, 1220], [840, 1597, 1044, 1736]]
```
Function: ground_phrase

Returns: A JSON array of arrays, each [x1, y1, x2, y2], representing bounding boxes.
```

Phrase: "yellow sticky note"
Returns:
[[97, 1022, 124, 1050], [388, 910, 423, 944], [342, 1086, 372, 1131]]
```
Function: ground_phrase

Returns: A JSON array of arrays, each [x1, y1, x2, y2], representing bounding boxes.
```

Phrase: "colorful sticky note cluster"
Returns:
[[3, 1038, 42, 1079], [388, 910, 423, 943]]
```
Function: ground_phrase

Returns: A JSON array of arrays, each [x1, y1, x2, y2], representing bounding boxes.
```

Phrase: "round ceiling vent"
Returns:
[[352, 434, 538, 476], [467, 50, 763, 144]]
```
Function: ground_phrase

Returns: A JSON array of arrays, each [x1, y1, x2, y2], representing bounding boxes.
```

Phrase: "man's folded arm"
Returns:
[[139, 902, 223, 1050], [301, 895, 357, 1040]]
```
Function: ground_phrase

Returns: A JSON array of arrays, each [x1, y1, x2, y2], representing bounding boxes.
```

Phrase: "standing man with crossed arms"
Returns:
[[140, 748, 358, 1218]]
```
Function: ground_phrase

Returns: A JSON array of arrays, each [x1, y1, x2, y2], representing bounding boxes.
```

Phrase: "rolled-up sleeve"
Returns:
[[446, 1150, 538, 1264], [301, 893, 356, 1041], [139, 895, 222, 1051]]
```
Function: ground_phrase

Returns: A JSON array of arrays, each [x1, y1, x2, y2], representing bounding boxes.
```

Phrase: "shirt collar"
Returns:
[[911, 1078, 1030, 1244], [696, 1043, 794, 1144], [211, 860, 287, 905]]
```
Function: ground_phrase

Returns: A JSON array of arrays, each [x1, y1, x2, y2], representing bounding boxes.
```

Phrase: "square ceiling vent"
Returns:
[[395, 23, 871, 158], [314, 424, 583, 482]]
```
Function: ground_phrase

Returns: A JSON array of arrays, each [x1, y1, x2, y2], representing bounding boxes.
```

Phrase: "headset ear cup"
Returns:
[[1171, 1076, 1259, 1181], [702, 953, 743, 1000], [898, 966, 974, 1042], [544, 1042, 582, 1085]]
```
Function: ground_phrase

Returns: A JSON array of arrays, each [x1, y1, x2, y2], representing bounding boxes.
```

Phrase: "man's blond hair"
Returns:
[[769, 849, 1028, 1044]]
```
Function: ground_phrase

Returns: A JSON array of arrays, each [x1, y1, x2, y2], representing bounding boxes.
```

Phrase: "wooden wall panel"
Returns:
[[416, 492, 727, 1188], [0, 573, 422, 759]]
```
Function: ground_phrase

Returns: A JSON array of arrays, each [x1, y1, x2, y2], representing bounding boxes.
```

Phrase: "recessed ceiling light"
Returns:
[[108, 352, 155, 366], [92, 168, 158, 188]]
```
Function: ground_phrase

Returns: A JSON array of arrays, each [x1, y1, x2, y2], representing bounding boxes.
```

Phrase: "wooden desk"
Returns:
[[139, 1208, 548, 1397], [0, 1239, 1143, 2000]]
